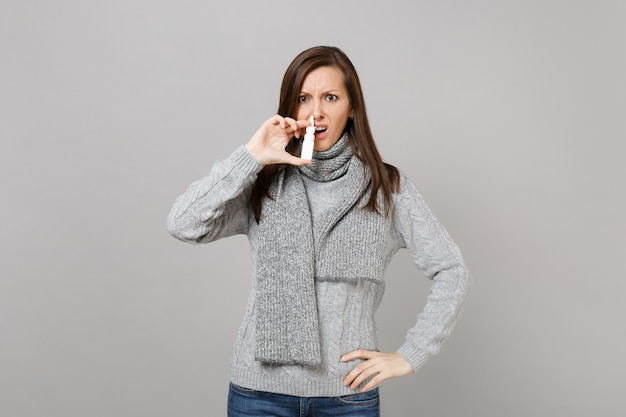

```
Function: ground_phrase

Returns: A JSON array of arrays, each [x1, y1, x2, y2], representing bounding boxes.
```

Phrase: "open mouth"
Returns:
[[315, 127, 327, 133]]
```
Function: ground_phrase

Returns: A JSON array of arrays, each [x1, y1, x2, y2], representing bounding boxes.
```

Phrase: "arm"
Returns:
[[343, 175, 470, 391], [166, 146, 262, 244], [393, 175, 470, 368], [167, 115, 313, 244]]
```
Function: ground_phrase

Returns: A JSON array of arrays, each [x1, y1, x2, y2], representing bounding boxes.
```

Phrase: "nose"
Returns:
[[312, 99, 324, 120]]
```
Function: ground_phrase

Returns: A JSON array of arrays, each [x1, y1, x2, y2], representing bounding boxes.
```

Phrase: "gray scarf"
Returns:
[[255, 136, 386, 365]]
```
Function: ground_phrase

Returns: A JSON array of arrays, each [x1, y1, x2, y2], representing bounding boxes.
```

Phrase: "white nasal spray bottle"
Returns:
[[301, 116, 315, 160]]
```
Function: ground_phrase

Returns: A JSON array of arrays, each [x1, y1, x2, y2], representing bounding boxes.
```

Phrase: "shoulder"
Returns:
[[390, 170, 434, 220], [393, 170, 422, 199]]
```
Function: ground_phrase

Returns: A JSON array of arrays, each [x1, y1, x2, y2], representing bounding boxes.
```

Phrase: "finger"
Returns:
[[354, 358, 398, 391], [296, 119, 313, 135], [343, 358, 377, 387], [296, 118, 313, 128], [269, 115, 283, 125], [292, 120, 310, 139], [283, 119, 300, 134], [282, 119, 311, 136], [348, 371, 370, 390], [348, 364, 379, 390], [341, 350, 376, 362], [283, 154, 312, 166], [270, 115, 288, 129], [361, 374, 384, 392]]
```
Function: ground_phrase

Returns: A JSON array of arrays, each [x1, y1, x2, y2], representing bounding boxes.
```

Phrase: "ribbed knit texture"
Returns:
[[166, 142, 471, 397], [255, 135, 386, 365], [255, 167, 321, 365]]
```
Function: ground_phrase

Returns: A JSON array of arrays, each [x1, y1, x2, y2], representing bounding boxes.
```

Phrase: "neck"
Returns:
[[299, 134, 351, 182]]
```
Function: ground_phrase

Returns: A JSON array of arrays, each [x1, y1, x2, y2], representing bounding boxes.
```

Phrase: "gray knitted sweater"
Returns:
[[166, 145, 470, 397]]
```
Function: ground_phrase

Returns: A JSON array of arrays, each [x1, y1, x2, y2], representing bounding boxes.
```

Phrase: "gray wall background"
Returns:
[[2, 0, 624, 416]]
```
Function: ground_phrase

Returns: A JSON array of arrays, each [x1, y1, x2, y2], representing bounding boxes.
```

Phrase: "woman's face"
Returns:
[[295, 66, 353, 152]]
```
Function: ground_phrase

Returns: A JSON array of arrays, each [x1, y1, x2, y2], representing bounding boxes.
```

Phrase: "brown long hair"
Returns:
[[251, 46, 399, 222]]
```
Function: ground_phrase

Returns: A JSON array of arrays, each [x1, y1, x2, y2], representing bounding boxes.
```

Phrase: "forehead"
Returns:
[[301, 66, 345, 91]]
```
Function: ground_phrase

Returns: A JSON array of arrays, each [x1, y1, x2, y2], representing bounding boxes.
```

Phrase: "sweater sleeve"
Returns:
[[392, 175, 471, 372], [166, 146, 263, 244]]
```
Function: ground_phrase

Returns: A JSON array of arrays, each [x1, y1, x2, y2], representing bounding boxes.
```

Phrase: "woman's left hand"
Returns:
[[341, 350, 414, 392]]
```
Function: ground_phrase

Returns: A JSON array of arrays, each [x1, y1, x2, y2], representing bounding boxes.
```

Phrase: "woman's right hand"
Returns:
[[245, 115, 312, 166]]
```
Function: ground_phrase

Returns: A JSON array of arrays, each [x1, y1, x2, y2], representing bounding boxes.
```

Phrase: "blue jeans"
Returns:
[[227, 383, 380, 417]]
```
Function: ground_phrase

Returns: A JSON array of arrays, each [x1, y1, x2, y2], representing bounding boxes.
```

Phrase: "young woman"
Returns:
[[167, 46, 470, 417]]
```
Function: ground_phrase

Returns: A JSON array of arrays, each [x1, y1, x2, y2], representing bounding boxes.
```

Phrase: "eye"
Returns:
[[298, 95, 309, 103], [325, 94, 338, 102]]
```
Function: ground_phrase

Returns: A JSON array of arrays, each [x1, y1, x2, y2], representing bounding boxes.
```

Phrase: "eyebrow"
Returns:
[[299, 90, 342, 95]]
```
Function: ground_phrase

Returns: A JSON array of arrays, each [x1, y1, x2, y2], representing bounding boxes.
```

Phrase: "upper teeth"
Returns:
[[315, 127, 326, 132]]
